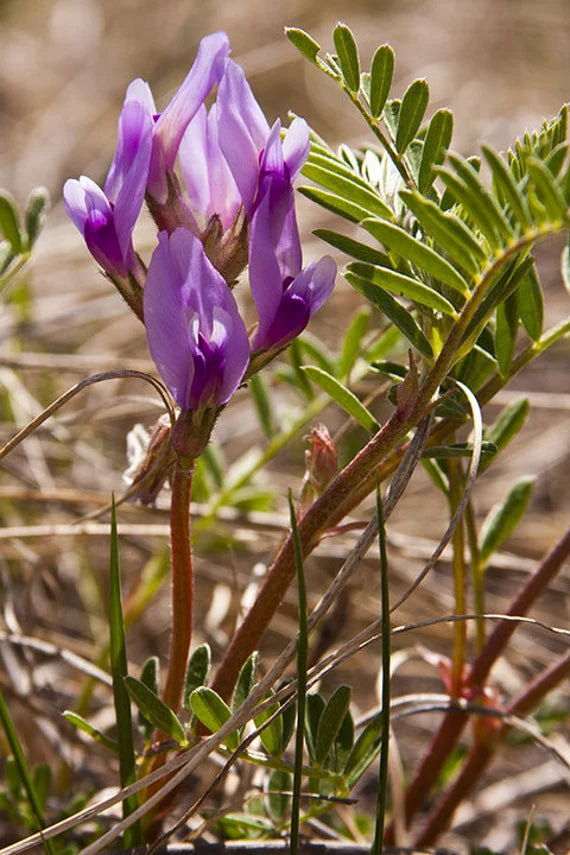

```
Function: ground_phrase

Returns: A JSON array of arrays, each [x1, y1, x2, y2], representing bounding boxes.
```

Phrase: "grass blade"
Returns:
[[0, 687, 54, 855], [288, 491, 308, 855], [109, 497, 141, 847]]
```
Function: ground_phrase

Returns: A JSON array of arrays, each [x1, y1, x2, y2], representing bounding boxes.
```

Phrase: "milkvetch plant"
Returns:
[[0, 20, 569, 855]]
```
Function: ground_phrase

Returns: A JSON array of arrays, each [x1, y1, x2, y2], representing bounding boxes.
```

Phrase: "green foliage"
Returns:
[[0, 185, 49, 292], [302, 365, 380, 431], [124, 676, 186, 745], [479, 477, 535, 563], [183, 643, 211, 711], [189, 687, 238, 750], [108, 500, 140, 846]]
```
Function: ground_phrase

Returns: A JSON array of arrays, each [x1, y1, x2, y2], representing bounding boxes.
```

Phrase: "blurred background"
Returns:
[[0, 0, 569, 851]]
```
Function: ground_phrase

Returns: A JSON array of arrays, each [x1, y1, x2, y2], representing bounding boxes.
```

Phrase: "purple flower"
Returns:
[[178, 101, 241, 235], [143, 228, 250, 413], [64, 79, 154, 281], [147, 32, 230, 204], [249, 124, 336, 352]]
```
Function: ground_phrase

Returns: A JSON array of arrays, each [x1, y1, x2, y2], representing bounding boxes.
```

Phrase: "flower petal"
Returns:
[[144, 228, 249, 411], [149, 32, 230, 201], [217, 59, 270, 214], [282, 117, 310, 180], [179, 102, 241, 231]]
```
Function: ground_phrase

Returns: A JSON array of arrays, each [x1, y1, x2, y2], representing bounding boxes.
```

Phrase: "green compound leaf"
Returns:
[[333, 708, 354, 772], [369, 44, 395, 118], [253, 692, 284, 757], [400, 189, 485, 275], [0, 191, 22, 254], [418, 109, 454, 193], [446, 152, 514, 245], [333, 23, 361, 91], [299, 186, 371, 224], [480, 476, 535, 564], [345, 270, 433, 357], [347, 261, 457, 316], [396, 79, 429, 154], [124, 676, 186, 745], [482, 144, 531, 230], [63, 711, 119, 753], [302, 365, 380, 432], [362, 217, 469, 296], [285, 27, 321, 65], [183, 643, 211, 711], [314, 228, 391, 268], [189, 687, 237, 750], [315, 685, 352, 765], [518, 262, 544, 341], [303, 157, 393, 219]]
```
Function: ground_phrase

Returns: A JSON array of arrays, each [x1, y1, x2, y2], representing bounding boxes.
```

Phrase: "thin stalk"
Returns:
[[288, 493, 308, 855], [162, 459, 194, 714], [415, 650, 570, 845], [464, 501, 485, 651], [372, 487, 391, 855], [448, 459, 467, 695]]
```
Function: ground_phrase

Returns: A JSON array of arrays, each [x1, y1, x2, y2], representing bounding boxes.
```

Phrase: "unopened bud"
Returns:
[[299, 422, 337, 515]]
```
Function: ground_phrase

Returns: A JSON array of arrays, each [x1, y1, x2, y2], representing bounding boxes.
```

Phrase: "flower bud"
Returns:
[[299, 422, 337, 514]]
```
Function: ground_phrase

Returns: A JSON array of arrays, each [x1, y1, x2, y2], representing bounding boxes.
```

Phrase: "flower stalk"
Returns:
[[162, 459, 194, 714]]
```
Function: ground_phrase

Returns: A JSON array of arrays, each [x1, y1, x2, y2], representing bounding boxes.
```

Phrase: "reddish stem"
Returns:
[[162, 460, 194, 714], [384, 525, 570, 844], [416, 650, 570, 845], [210, 411, 412, 701]]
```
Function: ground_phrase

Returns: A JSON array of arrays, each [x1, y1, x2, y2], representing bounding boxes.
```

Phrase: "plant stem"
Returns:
[[415, 650, 570, 845], [464, 501, 485, 651], [384, 525, 570, 843], [162, 459, 194, 714], [209, 410, 412, 702], [448, 459, 467, 695]]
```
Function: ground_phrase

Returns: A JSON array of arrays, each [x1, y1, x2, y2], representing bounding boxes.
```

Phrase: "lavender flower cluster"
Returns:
[[64, 32, 336, 419]]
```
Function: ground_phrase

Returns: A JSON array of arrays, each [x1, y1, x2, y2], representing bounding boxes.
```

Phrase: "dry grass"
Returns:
[[0, 0, 569, 852]]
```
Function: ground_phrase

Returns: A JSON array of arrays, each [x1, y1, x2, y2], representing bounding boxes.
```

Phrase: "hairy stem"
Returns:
[[162, 460, 194, 714], [448, 458, 467, 695]]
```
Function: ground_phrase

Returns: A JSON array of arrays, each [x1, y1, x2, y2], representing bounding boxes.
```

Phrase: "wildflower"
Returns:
[[143, 228, 249, 456], [63, 80, 154, 315], [249, 122, 336, 352], [64, 33, 229, 309]]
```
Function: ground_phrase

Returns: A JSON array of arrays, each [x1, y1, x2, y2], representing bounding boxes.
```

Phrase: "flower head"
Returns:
[[64, 79, 153, 287], [249, 122, 336, 352], [147, 32, 230, 203], [143, 228, 249, 414]]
